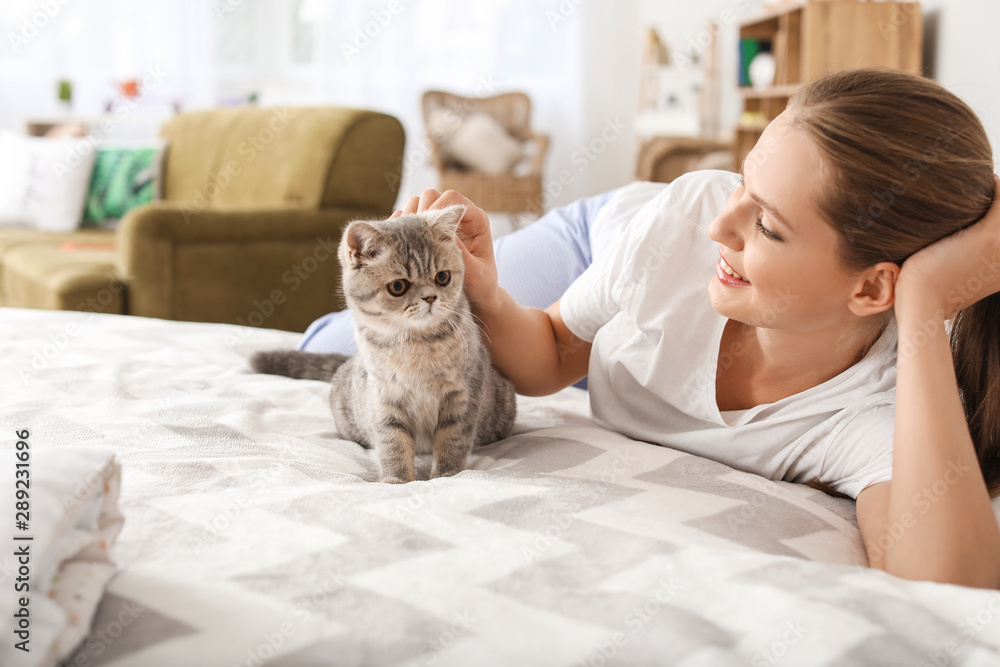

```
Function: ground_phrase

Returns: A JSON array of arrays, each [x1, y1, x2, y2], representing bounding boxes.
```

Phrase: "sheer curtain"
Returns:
[[0, 0, 215, 139], [0, 0, 637, 208], [308, 0, 594, 208]]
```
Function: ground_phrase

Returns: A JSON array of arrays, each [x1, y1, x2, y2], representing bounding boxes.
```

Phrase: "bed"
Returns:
[[2, 307, 1000, 666]]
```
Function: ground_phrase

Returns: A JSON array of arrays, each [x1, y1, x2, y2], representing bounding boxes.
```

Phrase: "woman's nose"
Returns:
[[708, 200, 746, 250]]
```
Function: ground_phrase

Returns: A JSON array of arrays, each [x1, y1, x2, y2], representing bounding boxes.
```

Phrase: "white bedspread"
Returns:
[[2, 307, 999, 666]]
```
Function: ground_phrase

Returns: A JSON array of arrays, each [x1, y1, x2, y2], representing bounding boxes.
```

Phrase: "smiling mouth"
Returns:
[[717, 251, 751, 286]]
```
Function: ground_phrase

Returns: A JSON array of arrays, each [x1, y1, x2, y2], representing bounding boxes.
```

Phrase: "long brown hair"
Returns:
[[787, 67, 1000, 495]]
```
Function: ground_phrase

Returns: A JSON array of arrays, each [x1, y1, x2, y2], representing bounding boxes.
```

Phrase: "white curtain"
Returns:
[[307, 0, 590, 208], [0, 0, 215, 139], [0, 0, 634, 208]]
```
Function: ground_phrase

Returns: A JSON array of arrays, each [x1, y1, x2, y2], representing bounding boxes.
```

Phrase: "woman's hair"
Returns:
[[787, 67, 1000, 495]]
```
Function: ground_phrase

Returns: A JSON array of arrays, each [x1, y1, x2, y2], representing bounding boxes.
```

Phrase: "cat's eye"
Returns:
[[434, 271, 451, 287], [387, 279, 410, 296]]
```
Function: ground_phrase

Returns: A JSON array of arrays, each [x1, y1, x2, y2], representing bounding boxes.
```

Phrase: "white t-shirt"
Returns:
[[561, 170, 896, 499]]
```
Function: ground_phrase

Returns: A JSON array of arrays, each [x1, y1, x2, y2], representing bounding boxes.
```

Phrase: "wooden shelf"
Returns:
[[734, 0, 923, 167], [738, 84, 801, 99], [741, 0, 807, 28]]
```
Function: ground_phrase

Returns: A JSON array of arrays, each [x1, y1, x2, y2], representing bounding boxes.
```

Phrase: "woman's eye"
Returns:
[[756, 218, 781, 241], [387, 279, 410, 296], [434, 271, 451, 286]]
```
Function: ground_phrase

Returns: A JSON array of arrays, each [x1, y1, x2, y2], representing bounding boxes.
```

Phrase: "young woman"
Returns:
[[307, 68, 1000, 588]]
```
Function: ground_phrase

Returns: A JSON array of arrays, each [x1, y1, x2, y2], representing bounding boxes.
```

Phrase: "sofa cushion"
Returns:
[[0, 130, 97, 232], [0, 228, 116, 258], [2, 243, 123, 313], [160, 108, 403, 212], [83, 141, 167, 228], [0, 229, 116, 307], [158, 108, 246, 208]]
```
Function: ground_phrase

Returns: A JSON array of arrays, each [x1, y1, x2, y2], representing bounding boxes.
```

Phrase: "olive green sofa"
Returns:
[[0, 106, 405, 332]]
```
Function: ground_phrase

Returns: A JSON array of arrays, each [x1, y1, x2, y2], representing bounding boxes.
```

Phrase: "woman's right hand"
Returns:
[[390, 189, 501, 313]]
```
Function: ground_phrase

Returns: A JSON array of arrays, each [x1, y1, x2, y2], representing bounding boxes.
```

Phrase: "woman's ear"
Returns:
[[848, 261, 900, 316]]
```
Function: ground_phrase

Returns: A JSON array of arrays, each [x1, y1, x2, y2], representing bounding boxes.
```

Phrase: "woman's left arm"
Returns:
[[857, 174, 1000, 588]]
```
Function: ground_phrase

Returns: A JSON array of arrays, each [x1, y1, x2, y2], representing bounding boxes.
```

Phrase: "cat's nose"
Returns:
[[423, 295, 436, 304]]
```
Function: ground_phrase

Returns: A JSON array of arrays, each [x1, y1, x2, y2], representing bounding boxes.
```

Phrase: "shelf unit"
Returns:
[[735, 0, 923, 167]]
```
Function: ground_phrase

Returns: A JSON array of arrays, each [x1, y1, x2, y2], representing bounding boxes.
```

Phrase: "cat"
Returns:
[[250, 205, 516, 483]]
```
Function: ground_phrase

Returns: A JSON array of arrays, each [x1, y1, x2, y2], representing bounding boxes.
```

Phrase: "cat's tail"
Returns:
[[249, 350, 350, 381]]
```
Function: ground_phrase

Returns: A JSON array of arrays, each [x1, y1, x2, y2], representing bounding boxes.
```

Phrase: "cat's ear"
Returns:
[[342, 221, 386, 264], [425, 205, 466, 242]]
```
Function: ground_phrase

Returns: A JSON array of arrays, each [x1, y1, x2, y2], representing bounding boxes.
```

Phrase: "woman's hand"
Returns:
[[896, 174, 1000, 319], [390, 189, 501, 312]]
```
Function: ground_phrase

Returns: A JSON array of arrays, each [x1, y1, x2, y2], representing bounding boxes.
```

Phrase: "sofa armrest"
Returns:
[[117, 202, 376, 332]]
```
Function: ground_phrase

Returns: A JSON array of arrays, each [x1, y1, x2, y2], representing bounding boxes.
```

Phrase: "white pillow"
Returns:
[[426, 108, 461, 145], [437, 112, 524, 175], [0, 130, 97, 233]]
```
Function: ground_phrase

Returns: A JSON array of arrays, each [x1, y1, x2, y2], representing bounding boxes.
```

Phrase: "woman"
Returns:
[[307, 68, 1000, 588]]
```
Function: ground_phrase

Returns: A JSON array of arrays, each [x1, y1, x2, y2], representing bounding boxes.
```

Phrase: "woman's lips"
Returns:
[[717, 252, 751, 287]]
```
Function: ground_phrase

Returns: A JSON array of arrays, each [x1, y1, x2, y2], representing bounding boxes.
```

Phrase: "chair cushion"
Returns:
[[2, 243, 124, 313], [430, 111, 524, 175]]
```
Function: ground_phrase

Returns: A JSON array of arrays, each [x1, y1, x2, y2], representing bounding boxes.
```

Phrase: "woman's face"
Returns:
[[707, 109, 864, 334]]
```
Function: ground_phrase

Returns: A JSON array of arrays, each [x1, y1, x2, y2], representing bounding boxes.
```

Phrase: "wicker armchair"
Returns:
[[635, 136, 734, 183], [422, 91, 549, 217]]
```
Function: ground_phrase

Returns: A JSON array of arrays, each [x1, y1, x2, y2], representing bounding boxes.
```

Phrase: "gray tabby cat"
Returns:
[[250, 205, 516, 483]]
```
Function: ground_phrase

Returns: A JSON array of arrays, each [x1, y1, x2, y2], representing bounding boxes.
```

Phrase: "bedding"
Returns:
[[2, 307, 1000, 666], [0, 447, 123, 667]]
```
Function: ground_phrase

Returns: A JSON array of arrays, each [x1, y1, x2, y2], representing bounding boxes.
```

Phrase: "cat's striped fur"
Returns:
[[250, 205, 516, 483]]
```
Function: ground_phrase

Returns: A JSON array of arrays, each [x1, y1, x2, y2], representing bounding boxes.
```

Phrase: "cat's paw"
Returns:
[[378, 475, 410, 484], [430, 466, 464, 479]]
